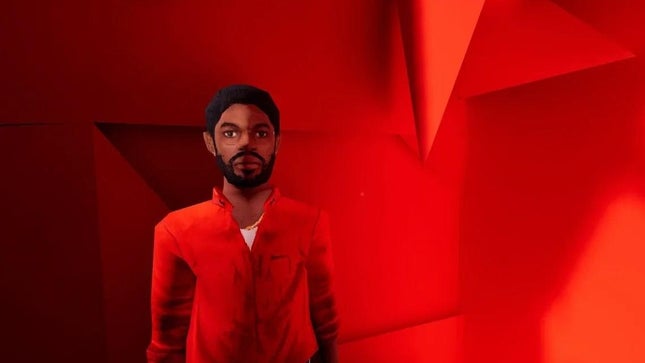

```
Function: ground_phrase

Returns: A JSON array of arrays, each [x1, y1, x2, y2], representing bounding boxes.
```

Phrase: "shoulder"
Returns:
[[278, 195, 321, 215], [157, 200, 219, 234], [274, 195, 326, 228]]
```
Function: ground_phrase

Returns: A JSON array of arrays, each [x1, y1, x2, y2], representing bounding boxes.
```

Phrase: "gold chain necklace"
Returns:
[[243, 212, 264, 230]]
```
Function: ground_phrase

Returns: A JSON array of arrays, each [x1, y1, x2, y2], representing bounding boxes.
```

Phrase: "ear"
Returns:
[[203, 131, 216, 155], [274, 134, 281, 155]]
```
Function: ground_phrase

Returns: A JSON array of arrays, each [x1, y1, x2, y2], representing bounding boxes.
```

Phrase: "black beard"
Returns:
[[215, 151, 276, 189]]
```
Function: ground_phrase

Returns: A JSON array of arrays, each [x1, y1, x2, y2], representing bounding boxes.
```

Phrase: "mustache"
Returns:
[[230, 151, 266, 164]]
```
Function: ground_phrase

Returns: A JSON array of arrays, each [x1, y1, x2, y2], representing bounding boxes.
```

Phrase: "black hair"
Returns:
[[205, 84, 280, 136]]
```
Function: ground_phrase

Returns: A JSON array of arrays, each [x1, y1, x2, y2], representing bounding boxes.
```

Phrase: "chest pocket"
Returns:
[[268, 254, 291, 280], [255, 251, 304, 321]]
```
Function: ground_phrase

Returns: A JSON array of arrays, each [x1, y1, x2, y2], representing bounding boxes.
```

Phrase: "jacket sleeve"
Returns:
[[307, 210, 340, 350], [147, 220, 196, 363]]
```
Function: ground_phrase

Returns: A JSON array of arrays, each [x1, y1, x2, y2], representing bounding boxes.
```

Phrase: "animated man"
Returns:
[[146, 84, 339, 363]]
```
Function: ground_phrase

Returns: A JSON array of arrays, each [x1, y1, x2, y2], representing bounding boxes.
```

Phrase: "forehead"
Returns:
[[217, 103, 271, 128]]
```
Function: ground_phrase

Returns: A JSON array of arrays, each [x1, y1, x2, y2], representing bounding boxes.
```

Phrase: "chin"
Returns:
[[239, 171, 259, 178]]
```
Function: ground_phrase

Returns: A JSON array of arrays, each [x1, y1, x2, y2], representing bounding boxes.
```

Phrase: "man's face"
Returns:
[[203, 103, 279, 188]]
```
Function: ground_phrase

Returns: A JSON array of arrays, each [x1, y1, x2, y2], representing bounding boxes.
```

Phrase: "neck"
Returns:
[[222, 180, 273, 203]]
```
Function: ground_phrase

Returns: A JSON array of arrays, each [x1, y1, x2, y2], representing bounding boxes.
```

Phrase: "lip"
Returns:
[[234, 156, 262, 165], [235, 162, 260, 167], [234, 161, 261, 168]]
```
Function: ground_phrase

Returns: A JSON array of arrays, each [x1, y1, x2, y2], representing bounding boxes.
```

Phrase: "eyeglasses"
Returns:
[[218, 127, 276, 146]]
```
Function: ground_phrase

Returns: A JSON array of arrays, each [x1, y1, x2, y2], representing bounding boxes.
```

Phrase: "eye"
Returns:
[[222, 130, 238, 138], [256, 130, 269, 138]]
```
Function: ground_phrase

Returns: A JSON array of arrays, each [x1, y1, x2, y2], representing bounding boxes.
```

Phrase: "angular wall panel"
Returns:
[[460, 59, 645, 363], [545, 189, 645, 363], [339, 316, 463, 363], [96, 123, 219, 210], [93, 125, 170, 363], [0, 124, 107, 363], [273, 132, 460, 341], [398, 0, 484, 159], [553, 0, 645, 55], [455, 0, 633, 97]]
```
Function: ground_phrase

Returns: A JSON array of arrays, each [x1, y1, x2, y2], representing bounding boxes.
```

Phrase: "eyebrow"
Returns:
[[219, 122, 239, 129], [219, 122, 271, 129]]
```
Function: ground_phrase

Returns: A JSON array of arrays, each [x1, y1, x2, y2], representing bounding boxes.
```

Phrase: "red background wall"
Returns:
[[2, 0, 644, 362]]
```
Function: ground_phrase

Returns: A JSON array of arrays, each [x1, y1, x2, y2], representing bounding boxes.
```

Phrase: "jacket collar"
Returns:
[[212, 186, 280, 211]]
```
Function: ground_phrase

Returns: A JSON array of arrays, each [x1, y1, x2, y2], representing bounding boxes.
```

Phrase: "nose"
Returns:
[[236, 130, 256, 150]]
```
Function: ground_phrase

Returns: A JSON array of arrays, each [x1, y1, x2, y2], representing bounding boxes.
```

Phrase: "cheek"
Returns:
[[216, 151, 236, 165], [259, 146, 277, 160], [214, 141, 235, 155]]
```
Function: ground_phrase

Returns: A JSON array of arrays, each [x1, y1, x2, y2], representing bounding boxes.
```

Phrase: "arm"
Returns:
[[307, 211, 340, 363], [146, 221, 196, 363]]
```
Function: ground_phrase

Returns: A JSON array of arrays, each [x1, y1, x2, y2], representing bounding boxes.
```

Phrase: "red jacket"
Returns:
[[147, 187, 339, 363]]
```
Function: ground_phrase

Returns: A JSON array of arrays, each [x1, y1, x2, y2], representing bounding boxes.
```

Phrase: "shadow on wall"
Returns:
[[459, 58, 645, 363], [544, 184, 645, 363]]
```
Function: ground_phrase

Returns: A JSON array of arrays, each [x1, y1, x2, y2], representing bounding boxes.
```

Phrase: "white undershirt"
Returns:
[[240, 227, 259, 250]]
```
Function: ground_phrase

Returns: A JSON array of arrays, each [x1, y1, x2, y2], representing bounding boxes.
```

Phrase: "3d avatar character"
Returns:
[[146, 85, 340, 363]]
